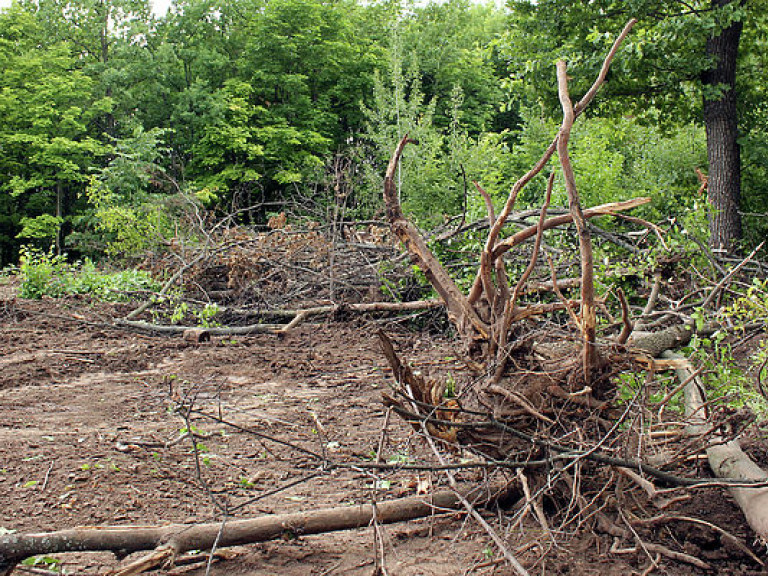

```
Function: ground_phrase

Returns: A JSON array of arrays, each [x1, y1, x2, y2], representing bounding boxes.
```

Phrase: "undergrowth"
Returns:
[[16, 247, 160, 301]]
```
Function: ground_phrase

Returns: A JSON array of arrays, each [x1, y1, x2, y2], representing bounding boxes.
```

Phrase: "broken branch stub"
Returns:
[[383, 135, 489, 351]]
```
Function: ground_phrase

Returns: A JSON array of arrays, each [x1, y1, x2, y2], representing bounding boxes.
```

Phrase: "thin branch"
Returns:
[[556, 58, 598, 383]]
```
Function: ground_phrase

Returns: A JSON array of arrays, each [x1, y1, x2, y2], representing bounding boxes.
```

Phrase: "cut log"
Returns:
[[663, 350, 768, 543], [0, 487, 499, 575]]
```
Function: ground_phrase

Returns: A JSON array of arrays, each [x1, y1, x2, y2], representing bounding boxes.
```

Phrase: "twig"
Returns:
[[700, 241, 764, 310], [616, 287, 633, 345], [516, 470, 553, 542], [40, 461, 54, 492]]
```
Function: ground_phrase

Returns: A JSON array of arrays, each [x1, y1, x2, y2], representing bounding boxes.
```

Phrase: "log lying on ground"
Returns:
[[664, 350, 768, 543], [0, 486, 498, 576], [115, 299, 444, 336]]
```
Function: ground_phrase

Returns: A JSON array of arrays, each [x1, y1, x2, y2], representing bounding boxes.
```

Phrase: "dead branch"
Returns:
[[616, 288, 633, 345], [666, 349, 768, 542], [114, 300, 443, 336], [556, 59, 598, 383], [114, 319, 281, 336], [508, 173, 554, 325], [469, 18, 637, 305], [699, 241, 765, 310], [490, 197, 650, 260], [0, 487, 496, 576], [383, 135, 489, 345]]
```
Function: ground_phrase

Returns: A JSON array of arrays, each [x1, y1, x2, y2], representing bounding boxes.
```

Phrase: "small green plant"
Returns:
[[684, 331, 768, 418], [444, 373, 456, 399], [238, 476, 255, 489], [170, 301, 189, 324], [21, 555, 61, 573], [18, 247, 70, 299], [386, 451, 411, 465], [168, 300, 219, 327], [196, 303, 220, 327], [17, 246, 160, 300]]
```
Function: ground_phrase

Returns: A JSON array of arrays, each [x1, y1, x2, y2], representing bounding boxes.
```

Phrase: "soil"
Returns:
[[1, 283, 766, 575]]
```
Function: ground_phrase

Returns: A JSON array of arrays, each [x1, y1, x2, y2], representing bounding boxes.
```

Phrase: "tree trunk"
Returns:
[[702, 0, 743, 253]]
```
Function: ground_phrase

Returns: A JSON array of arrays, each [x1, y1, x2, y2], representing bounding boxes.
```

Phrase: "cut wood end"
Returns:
[[182, 328, 211, 343]]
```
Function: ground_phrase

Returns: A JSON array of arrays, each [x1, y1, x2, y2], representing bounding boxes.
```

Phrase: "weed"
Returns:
[[17, 246, 160, 300], [21, 555, 60, 573]]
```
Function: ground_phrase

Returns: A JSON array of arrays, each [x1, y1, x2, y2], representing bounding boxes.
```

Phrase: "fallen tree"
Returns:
[[0, 486, 500, 576], [375, 16, 767, 571]]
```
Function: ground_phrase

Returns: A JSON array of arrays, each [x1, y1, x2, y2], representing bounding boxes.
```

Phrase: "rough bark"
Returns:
[[702, 0, 743, 252], [0, 488, 492, 575]]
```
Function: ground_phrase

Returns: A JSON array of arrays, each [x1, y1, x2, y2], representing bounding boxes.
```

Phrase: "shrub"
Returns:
[[17, 247, 160, 300]]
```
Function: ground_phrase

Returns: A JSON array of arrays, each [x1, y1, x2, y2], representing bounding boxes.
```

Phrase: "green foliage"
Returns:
[[21, 555, 60, 573], [722, 278, 768, 324], [685, 331, 768, 418], [18, 246, 160, 300], [1, 0, 764, 265], [85, 126, 180, 258], [16, 214, 64, 245], [506, 110, 706, 218], [167, 300, 220, 327], [0, 6, 107, 262]]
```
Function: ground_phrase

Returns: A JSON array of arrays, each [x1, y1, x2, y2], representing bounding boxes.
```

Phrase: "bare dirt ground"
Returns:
[[1, 283, 766, 575]]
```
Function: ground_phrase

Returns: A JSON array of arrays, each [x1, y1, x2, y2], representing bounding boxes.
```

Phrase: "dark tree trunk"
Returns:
[[702, 0, 743, 253]]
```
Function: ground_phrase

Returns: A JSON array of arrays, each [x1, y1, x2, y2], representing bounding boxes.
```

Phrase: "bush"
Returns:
[[18, 247, 160, 300]]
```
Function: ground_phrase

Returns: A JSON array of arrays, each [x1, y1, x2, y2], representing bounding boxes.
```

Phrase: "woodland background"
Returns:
[[1, 0, 767, 269]]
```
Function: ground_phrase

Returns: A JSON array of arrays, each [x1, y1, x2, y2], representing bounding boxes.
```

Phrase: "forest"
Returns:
[[1, 0, 767, 265], [2, 0, 768, 575]]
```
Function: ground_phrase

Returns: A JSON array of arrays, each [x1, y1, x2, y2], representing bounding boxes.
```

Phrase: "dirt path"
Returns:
[[1, 293, 764, 575], [0, 296, 512, 575]]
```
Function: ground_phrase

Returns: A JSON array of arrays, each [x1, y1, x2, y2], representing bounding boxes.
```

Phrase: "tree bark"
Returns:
[[702, 0, 743, 253], [0, 488, 496, 575], [664, 350, 768, 543]]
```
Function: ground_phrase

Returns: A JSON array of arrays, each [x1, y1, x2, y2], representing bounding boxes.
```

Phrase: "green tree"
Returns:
[[0, 6, 106, 263], [23, 0, 153, 136], [400, 0, 508, 134], [501, 0, 757, 252]]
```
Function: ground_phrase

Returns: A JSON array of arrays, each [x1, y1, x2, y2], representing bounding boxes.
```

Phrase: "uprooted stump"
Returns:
[[378, 17, 766, 571], [380, 18, 643, 433]]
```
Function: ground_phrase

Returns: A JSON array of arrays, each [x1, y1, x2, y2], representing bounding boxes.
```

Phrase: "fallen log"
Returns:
[[114, 299, 444, 336], [664, 349, 768, 543], [0, 486, 499, 576], [114, 319, 281, 335]]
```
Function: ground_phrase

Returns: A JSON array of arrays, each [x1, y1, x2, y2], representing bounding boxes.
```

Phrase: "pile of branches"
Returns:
[[115, 212, 441, 336], [141, 217, 414, 311], [377, 18, 768, 574], [3, 18, 768, 576]]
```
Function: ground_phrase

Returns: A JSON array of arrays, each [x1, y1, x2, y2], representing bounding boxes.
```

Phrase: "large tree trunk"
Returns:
[[702, 0, 743, 253]]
